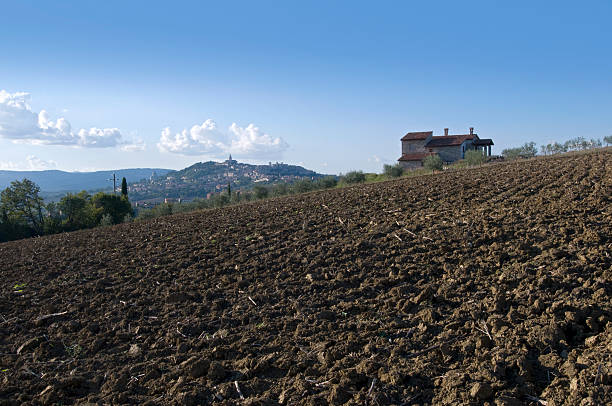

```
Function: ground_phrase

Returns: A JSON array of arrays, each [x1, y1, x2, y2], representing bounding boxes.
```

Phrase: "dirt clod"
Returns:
[[470, 382, 493, 400]]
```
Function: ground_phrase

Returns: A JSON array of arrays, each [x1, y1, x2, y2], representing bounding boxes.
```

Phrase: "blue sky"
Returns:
[[1, 0, 610, 174]]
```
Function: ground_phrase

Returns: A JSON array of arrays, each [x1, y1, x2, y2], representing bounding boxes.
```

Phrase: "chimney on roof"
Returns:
[[444, 128, 449, 136], [469, 127, 474, 135]]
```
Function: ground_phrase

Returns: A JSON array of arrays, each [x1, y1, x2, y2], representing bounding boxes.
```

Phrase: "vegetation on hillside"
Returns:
[[502, 137, 605, 159], [0, 179, 133, 242], [423, 155, 443, 171], [1, 135, 610, 242], [129, 160, 326, 201]]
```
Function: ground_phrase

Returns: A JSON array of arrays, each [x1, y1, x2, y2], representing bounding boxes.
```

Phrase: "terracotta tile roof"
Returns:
[[397, 152, 436, 161], [473, 138, 494, 146], [426, 134, 475, 147], [401, 131, 432, 141]]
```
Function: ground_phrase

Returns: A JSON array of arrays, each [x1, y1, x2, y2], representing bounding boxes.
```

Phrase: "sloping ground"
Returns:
[[0, 150, 610, 406]]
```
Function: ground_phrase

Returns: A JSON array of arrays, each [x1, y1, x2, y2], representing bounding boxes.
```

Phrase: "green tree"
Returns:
[[253, 185, 269, 199], [315, 176, 338, 189], [423, 155, 443, 171], [550, 142, 566, 154], [383, 164, 404, 178], [43, 201, 63, 235], [502, 142, 537, 159], [501, 147, 522, 160], [589, 138, 602, 149], [210, 193, 229, 207], [342, 171, 366, 184], [604, 135, 612, 146], [465, 149, 486, 166], [121, 177, 128, 197], [0, 179, 45, 235], [521, 142, 537, 157], [564, 137, 585, 151], [58, 191, 98, 230], [270, 183, 289, 197], [91, 192, 133, 225], [292, 179, 314, 194]]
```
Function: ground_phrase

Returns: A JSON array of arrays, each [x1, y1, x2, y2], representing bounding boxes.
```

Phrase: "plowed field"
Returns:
[[1, 150, 611, 405]]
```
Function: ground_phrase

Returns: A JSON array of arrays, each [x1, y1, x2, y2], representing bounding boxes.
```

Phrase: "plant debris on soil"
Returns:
[[0, 150, 610, 405]]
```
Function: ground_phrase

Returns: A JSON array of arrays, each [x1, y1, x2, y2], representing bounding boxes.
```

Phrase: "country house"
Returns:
[[398, 127, 494, 169]]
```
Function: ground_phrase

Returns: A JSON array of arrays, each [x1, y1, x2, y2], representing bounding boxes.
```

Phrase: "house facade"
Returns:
[[398, 127, 493, 169]]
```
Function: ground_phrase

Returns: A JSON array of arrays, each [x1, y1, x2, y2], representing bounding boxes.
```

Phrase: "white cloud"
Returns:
[[0, 161, 18, 170], [157, 119, 226, 156], [120, 139, 146, 152], [227, 123, 289, 158], [0, 155, 57, 171], [158, 119, 289, 159], [0, 90, 143, 150], [26, 155, 57, 170]]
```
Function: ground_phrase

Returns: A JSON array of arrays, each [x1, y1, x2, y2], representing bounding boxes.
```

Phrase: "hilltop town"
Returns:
[[128, 156, 326, 205]]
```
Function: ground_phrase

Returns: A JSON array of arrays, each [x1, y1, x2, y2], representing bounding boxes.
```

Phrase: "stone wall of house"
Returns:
[[399, 160, 423, 170], [402, 140, 426, 154], [401, 135, 432, 154], [433, 146, 462, 162], [434, 140, 475, 162]]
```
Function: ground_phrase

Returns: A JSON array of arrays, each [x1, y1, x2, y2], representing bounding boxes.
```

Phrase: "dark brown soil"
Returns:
[[1, 150, 610, 405]]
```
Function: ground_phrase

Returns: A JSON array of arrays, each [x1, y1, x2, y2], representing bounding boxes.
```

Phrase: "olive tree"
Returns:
[[423, 155, 443, 171], [383, 164, 404, 178]]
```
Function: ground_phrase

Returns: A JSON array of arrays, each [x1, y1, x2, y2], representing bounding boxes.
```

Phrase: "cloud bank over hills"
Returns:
[[157, 119, 289, 159], [0, 155, 58, 171], [0, 90, 144, 151], [1, 90, 288, 162]]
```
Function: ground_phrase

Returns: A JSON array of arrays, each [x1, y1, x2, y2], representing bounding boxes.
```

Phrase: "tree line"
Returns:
[[0, 178, 132, 242], [502, 136, 612, 159]]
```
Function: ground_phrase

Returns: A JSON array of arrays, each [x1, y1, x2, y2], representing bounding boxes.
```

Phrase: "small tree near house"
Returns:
[[342, 171, 366, 184], [423, 155, 443, 172], [383, 163, 404, 178], [465, 149, 487, 166]]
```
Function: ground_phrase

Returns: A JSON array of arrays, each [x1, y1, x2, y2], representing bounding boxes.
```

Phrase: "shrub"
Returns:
[[316, 176, 338, 189], [156, 203, 174, 216], [502, 142, 537, 159], [91, 193, 133, 224], [270, 183, 289, 197], [465, 149, 486, 166], [210, 194, 229, 208], [253, 185, 269, 199], [99, 213, 113, 226], [342, 171, 366, 184], [383, 164, 404, 178], [292, 179, 314, 194], [423, 155, 443, 171], [136, 208, 156, 220]]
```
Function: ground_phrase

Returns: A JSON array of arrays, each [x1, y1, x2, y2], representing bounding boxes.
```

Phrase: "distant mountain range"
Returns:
[[129, 159, 327, 202], [0, 168, 174, 193]]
